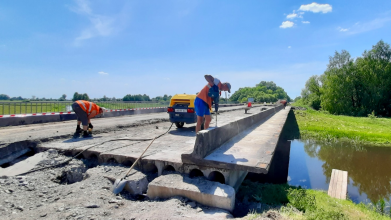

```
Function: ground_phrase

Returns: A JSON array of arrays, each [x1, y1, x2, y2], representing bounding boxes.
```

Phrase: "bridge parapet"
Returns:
[[182, 105, 284, 164]]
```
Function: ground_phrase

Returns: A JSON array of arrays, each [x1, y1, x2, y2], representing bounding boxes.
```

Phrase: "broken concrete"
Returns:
[[0, 141, 36, 167], [104, 170, 148, 195], [0, 159, 234, 220], [147, 174, 235, 212]]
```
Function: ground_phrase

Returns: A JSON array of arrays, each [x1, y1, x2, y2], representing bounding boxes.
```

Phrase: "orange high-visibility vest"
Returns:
[[76, 100, 100, 115]]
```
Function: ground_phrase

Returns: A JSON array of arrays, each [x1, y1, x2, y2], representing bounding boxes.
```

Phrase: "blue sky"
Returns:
[[1, 0, 391, 99]]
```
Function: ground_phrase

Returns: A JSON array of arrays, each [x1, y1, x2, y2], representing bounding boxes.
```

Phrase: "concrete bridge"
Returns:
[[0, 104, 291, 212]]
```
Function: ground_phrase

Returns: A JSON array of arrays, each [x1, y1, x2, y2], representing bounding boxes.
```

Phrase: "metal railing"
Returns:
[[0, 101, 170, 115]]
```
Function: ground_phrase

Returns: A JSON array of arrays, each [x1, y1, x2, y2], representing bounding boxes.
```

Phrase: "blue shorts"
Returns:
[[194, 97, 210, 117]]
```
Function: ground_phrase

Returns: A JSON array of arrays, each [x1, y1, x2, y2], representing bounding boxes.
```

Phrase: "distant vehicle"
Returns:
[[167, 94, 198, 128]]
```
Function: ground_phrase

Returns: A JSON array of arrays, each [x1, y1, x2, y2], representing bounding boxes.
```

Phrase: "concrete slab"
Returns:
[[182, 107, 290, 174], [182, 105, 283, 161], [147, 174, 235, 212], [0, 149, 58, 176], [104, 170, 148, 195]]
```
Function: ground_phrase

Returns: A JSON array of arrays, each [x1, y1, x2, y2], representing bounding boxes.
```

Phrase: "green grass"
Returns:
[[290, 103, 391, 146], [239, 180, 391, 220], [0, 102, 70, 115]]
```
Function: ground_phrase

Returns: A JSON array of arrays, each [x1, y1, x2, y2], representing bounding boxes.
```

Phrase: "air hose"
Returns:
[[18, 123, 174, 176]]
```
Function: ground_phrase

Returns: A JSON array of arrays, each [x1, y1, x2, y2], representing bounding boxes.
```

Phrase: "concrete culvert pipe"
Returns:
[[106, 158, 118, 164], [75, 153, 85, 160], [143, 163, 158, 173], [189, 169, 204, 178], [86, 154, 99, 168], [122, 160, 134, 167], [208, 171, 225, 184], [89, 154, 98, 160], [162, 165, 175, 175]]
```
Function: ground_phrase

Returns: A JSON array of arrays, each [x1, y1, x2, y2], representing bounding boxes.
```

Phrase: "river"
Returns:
[[288, 139, 391, 205]]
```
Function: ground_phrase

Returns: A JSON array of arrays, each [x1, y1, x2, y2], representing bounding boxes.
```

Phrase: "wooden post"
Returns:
[[328, 169, 348, 199]]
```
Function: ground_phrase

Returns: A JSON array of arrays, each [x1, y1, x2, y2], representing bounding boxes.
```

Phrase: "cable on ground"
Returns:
[[18, 123, 174, 176]]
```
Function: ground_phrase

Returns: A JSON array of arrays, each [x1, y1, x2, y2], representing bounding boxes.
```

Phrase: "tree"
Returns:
[[123, 94, 151, 101], [293, 96, 301, 102], [299, 40, 391, 116], [82, 93, 90, 101], [230, 81, 290, 103], [300, 75, 322, 110], [0, 94, 10, 100], [100, 95, 110, 101], [59, 94, 67, 101], [72, 92, 89, 101], [10, 96, 24, 100], [72, 92, 79, 101]]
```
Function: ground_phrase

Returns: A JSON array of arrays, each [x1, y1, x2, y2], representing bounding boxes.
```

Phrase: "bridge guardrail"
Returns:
[[0, 101, 170, 116]]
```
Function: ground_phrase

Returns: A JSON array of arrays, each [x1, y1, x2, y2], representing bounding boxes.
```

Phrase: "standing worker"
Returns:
[[280, 100, 287, 109], [72, 100, 105, 137], [195, 75, 231, 133]]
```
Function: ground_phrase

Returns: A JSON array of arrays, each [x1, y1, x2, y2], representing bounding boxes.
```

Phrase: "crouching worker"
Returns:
[[195, 75, 231, 133], [72, 100, 105, 138]]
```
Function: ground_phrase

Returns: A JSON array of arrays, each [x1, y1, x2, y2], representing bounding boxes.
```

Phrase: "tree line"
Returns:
[[298, 40, 391, 116], [229, 81, 291, 103]]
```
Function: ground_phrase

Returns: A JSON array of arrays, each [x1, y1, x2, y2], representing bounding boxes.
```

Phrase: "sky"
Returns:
[[1, 0, 391, 99]]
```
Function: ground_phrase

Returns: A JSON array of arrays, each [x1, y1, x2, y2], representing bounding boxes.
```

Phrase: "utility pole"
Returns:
[[225, 91, 228, 104]]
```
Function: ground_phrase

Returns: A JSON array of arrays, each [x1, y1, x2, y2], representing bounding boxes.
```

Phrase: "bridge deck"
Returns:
[[25, 105, 291, 181], [198, 107, 290, 173], [35, 106, 271, 169]]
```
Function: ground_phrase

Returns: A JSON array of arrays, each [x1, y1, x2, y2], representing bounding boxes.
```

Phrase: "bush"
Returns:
[[287, 188, 317, 212]]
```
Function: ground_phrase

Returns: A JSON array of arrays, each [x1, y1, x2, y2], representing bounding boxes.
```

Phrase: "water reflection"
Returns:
[[288, 139, 391, 204]]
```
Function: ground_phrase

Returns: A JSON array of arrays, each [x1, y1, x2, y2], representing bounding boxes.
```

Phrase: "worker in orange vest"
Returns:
[[280, 100, 287, 109], [195, 75, 231, 133], [72, 100, 105, 137]]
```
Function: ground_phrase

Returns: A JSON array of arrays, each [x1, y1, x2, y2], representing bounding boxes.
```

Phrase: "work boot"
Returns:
[[75, 126, 82, 134], [83, 131, 92, 138]]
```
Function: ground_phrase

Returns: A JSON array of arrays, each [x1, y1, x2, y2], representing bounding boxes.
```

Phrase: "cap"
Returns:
[[224, 82, 231, 93]]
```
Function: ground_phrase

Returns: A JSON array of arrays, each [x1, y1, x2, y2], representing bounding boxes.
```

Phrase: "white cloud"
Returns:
[[280, 21, 294, 28], [338, 27, 348, 32], [98, 71, 109, 75], [286, 13, 298, 19], [302, 21, 310, 24], [299, 3, 332, 13], [70, 0, 129, 45], [346, 17, 391, 35], [288, 46, 291, 49]]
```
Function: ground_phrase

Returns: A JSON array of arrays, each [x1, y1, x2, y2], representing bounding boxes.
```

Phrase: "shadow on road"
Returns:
[[63, 136, 103, 143]]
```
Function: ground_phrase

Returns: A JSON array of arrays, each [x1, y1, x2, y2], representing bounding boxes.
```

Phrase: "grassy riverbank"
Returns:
[[290, 104, 391, 146], [239, 181, 390, 220]]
